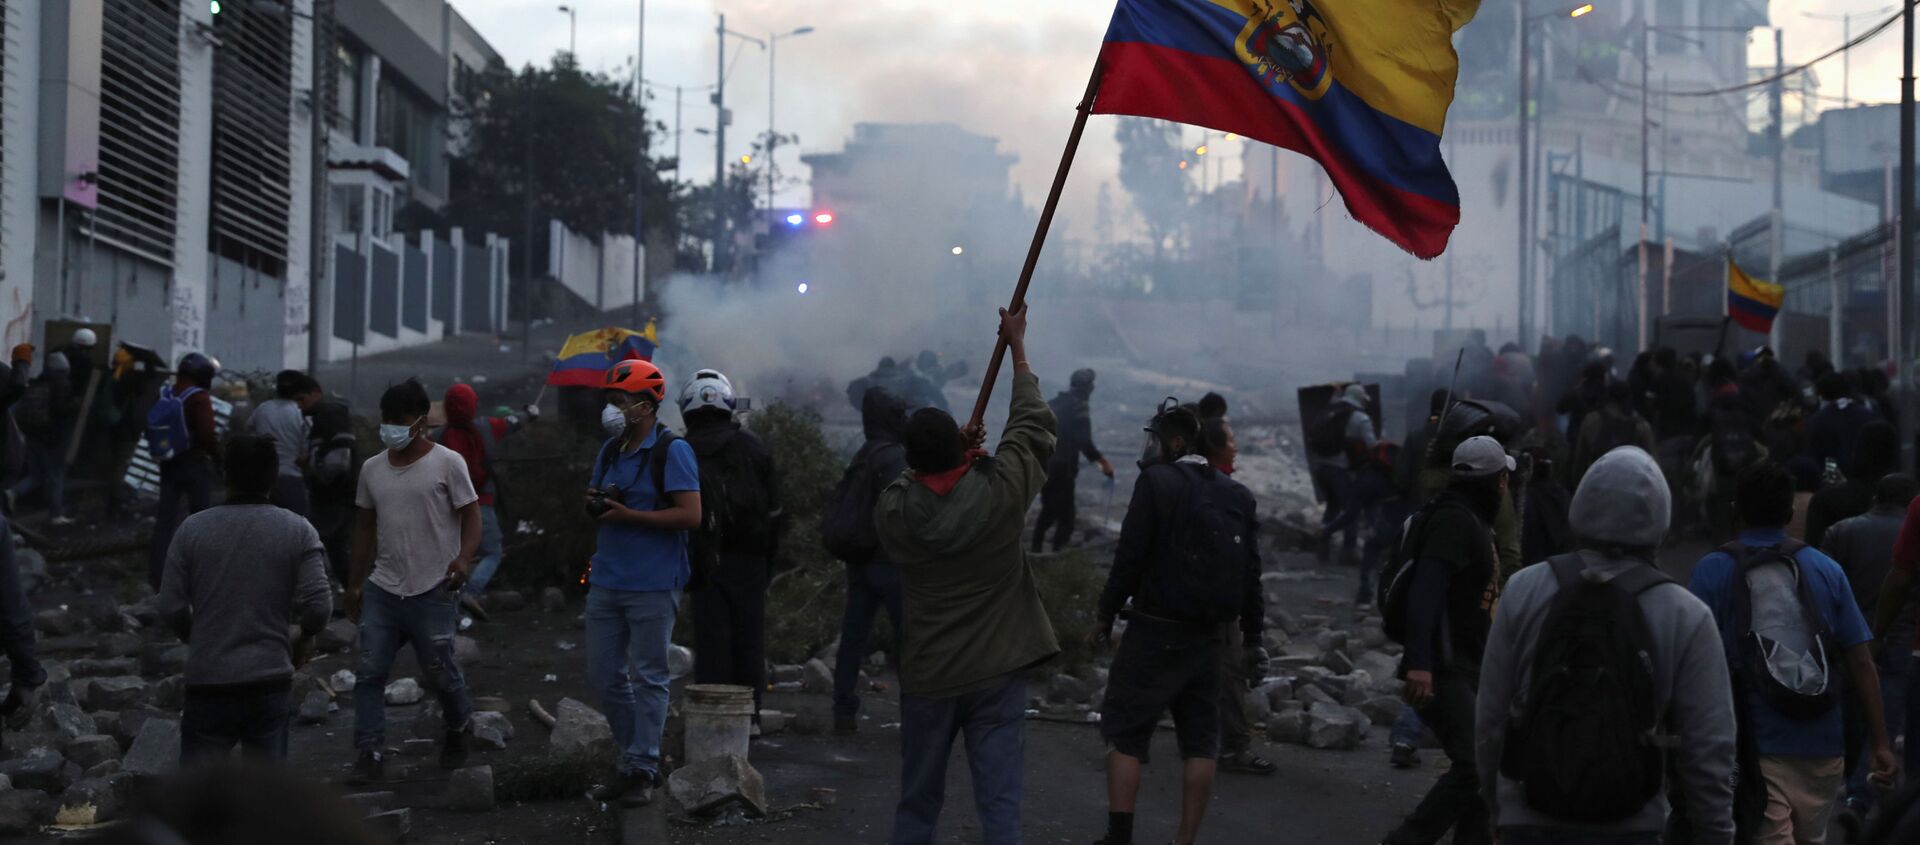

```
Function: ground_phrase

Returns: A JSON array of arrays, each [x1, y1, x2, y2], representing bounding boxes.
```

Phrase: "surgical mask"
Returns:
[[378, 423, 416, 452], [601, 404, 628, 438]]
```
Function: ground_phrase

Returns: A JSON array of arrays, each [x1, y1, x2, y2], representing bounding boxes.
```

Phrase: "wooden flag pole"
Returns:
[[967, 62, 1108, 431]]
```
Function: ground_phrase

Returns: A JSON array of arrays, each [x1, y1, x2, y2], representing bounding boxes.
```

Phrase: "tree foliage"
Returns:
[[1114, 118, 1191, 270]]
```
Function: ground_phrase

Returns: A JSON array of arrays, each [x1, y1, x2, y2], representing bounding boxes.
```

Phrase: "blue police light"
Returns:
[[785, 213, 804, 226]]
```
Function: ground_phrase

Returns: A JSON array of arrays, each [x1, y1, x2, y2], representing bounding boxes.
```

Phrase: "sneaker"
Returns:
[[458, 593, 490, 623], [1218, 750, 1277, 776], [587, 770, 656, 807], [1, 683, 39, 730], [441, 726, 471, 770], [833, 716, 858, 736], [1389, 743, 1419, 770], [48, 516, 75, 528], [351, 750, 385, 783]]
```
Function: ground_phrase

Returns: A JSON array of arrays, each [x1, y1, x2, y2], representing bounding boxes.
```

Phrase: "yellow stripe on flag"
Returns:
[[1728, 261, 1783, 309]]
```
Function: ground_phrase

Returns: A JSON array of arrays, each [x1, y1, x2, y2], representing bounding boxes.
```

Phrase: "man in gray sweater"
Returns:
[[158, 433, 332, 764], [1474, 446, 1736, 845]]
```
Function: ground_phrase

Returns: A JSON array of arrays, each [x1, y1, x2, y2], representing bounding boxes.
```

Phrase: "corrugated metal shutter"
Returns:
[[91, 0, 183, 267], [210, 0, 293, 275]]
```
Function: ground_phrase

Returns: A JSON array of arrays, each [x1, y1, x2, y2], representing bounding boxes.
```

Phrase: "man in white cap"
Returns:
[[1378, 434, 1509, 845]]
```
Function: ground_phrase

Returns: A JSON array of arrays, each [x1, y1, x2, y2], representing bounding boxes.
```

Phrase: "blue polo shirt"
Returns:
[[1689, 527, 1872, 758], [589, 425, 700, 592]]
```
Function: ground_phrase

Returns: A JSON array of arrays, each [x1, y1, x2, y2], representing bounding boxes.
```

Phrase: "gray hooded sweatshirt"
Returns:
[[1475, 446, 1735, 843]]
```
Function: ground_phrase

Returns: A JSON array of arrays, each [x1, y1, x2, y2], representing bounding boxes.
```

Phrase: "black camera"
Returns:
[[586, 487, 614, 519]]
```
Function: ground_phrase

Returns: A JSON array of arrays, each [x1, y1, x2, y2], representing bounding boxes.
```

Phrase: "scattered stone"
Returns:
[[365, 808, 411, 840], [1260, 679, 1295, 711], [123, 718, 182, 777], [54, 777, 120, 825], [770, 664, 804, 684], [548, 698, 613, 756], [112, 710, 159, 748], [85, 676, 149, 711], [485, 590, 527, 613], [152, 675, 184, 710], [409, 700, 447, 741], [68, 658, 139, 678], [93, 634, 143, 660], [0, 790, 53, 837], [385, 678, 425, 706], [802, 658, 833, 693], [342, 791, 396, 814], [140, 644, 189, 678], [33, 609, 80, 638], [1358, 696, 1403, 726], [667, 754, 769, 817], [1356, 651, 1400, 684], [1266, 711, 1307, 744], [1242, 689, 1273, 725], [316, 619, 357, 653], [0, 749, 67, 792], [35, 702, 98, 741], [1302, 702, 1372, 751], [668, 645, 695, 680], [63, 735, 120, 770], [757, 710, 788, 736], [330, 669, 358, 694], [1294, 684, 1337, 708], [297, 690, 333, 726], [470, 711, 514, 750], [1315, 630, 1351, 657], [1268, 608, 1302, 636], [81, 759, 121, 780], [539, 587, 566, 613], [472, 696, 510, 713], [1047, 674, 1093, 704], [446, 765, 495, 812], [1322, 650, 1356, 675]]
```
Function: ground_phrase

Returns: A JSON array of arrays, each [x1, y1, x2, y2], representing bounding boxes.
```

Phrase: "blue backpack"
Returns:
[[145, 384, 202, 463]]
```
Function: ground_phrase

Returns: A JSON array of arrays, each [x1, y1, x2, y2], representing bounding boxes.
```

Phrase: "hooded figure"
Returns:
[[1034, 368, 1113, 553], [832, 386, 913, 734], [432, 383, 531, 613], [1475, 447, 1735, 842]]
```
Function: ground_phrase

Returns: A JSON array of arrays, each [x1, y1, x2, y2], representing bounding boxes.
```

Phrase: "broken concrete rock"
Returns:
[[152, 675, 185, 710], [296, 690, 333, 726], [365, 808, 411, 840], [35, 702, 97, 741], [330, 669, 358, 694], [384, 678, 424, 706], [1322, 650, 1356, 675], [1358, 696, 1404, 727], [54, 777, 121, 826], [540, 587, 566, 614], [68, 658, 139, 679], [123, 718, 181, 777], [0, 749, 67, 793], [316, 619, 357, 653], [1303, 702, 1372, 751], [1294, 683, 1337, 708], [548, 698, 613, 757], [470, 711, 514, 750], [0, 790, 53, 837], [666, 754, 768, 817], [802, 658, 833, 693], [1266, 711, 1307, 745], [446, 765, 495, 812], [669, 645, 695, 680], [63, 735, 120, 770], [770, 664, 804, 685], [409, 700, 446, 741], [85, 676, 149, 711]]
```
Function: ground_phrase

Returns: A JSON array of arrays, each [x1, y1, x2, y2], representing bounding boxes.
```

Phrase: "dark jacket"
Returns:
[[1099, 456, 1264, 635], [874, 371, 1058, 697], [1043, 389, 1102, 485], [1803, 399, 1876, 477], [683, 413, 782, 558], [856, 388, 911, 565], [1401, 487, 1500, 673]]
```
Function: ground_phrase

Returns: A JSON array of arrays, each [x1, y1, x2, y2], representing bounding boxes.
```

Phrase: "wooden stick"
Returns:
[[967, 62, 1108, 430], [64, 369, 103, 467]]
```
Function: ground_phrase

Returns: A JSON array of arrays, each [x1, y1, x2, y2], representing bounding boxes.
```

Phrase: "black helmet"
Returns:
[[1070, 368, 1096, 390], [177, 352, 219, 386]]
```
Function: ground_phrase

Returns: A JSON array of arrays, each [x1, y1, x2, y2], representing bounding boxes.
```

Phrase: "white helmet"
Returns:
[[679, 369, 737, 415], [71, 328, 97, 348]]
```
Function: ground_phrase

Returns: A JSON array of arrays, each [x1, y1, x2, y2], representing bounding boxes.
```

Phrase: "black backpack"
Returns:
[[1306, 405, 1355, 458], [1709, 405, 1760, 477], [820, 441, 899, 564], [1142, 462, 1255, 624], [1589, 410, 1640, 459], [690, 431, 776, 561], [1378, 498, 1486, 644], [1501, 553, 1672, 823], [1724, 539, 1839, 720]]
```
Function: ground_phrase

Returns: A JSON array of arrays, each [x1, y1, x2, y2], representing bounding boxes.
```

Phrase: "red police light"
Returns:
[[813, 211, 835, 226]]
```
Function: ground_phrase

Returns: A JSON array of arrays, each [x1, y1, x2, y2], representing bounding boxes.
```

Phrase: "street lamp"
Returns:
[[766, 26, 816, 223], [557, 5, 576, 58], [1515, 1, 1593, 350]]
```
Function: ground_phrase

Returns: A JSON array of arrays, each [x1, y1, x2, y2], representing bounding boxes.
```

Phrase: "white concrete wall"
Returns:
[[169, 0, 214, 364], [282, 0, 318, 371], [0, 0, 40, 349]]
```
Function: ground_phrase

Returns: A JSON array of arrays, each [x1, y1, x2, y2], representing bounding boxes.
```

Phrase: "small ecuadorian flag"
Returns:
[[546, 322, 658, 387], [1727, 261, 1784, 334]]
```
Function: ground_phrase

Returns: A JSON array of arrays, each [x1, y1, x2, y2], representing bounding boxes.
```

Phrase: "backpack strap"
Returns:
[[648, 428, 679, 510]]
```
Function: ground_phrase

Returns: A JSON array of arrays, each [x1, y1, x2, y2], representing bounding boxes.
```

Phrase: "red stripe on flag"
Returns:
[[1094, 41, 1458, 259]]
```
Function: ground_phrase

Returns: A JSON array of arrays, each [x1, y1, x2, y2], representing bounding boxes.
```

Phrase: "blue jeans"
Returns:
[[1390, 702, 1426, 748], [893, 673, 1026, 845], [462, 506, 505, 596], [149, 456, 215, 590], [353, 583, 473, 750], [1327, 467, 1387, 555], [0, 514, 44, 688], [586, 586, 678, 778], [1500, 829, 1659, 845], [1852, 644, 1913, 805], [1311, 463, 1348, 537], [835, 563, 903, 721], [182, 685, 292, 765]]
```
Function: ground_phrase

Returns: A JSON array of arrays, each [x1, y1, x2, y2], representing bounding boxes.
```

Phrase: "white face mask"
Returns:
[[379, 422, 416, 452], [601, 404, 629, 438]]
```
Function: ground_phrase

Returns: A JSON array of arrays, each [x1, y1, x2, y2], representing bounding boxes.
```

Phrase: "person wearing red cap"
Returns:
[[433, 383, 537, 624]]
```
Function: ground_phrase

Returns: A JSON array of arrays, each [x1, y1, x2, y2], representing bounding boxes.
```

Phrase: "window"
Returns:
[[209, 0, 293, 274], [93, 0, 183, 265], [372, 188, 393, 239], [375, 75, 448, 196], [331, 184, 362, 238]]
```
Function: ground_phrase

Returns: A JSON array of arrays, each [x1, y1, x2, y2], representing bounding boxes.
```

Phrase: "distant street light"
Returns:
[[1570, 3, 1593, 17], [951, 246, 965, 256], [557, 5, 577, 57], [1195, 145, 1209, 156], [741, 154, 753, 165]]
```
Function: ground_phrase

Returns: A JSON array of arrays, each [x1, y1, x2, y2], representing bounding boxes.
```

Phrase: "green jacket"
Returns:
[[874, 371, 1061, 698]]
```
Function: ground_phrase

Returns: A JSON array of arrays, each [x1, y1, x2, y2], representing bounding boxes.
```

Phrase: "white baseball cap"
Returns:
[[1451, 435, 1515, 478]]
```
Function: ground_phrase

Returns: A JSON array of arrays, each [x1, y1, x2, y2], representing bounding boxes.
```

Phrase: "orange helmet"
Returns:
[[604, 359, 666, 401]]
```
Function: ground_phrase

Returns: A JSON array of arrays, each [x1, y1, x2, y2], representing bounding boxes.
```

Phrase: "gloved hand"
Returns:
[[9, 344, 31, 364], [523, 403, 542, 420], [1243, 645, 1270, 682]]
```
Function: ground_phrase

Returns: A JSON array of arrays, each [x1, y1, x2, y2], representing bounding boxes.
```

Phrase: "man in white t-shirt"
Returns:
[[346, 379, 481, 783]]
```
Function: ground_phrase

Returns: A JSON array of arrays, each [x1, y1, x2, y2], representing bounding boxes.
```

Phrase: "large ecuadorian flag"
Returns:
[[1094, 0, 1479, 259], [547, 324, 658, 387], [1727, 261, 1785, 334]]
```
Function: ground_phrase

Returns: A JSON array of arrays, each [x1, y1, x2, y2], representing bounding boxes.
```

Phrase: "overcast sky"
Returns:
[[454, 0, 1907, 236]]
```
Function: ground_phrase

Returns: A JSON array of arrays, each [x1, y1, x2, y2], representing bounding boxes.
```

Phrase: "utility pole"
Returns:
[[1639, 19, 1650, 356], [1517, 13, 1531, 348], [308, 0, 335, 371], [1768, 28, 1784, 355], [714, 13, 727, 273], [1902, 0, 1916, 470], [631, 0, 645, 326]]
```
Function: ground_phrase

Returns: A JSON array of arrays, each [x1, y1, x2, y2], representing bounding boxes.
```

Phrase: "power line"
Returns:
[[1649, 1, 1910, 98]]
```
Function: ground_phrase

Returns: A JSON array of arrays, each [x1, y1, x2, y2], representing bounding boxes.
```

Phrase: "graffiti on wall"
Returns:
[[170, 283, 202, 355]]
